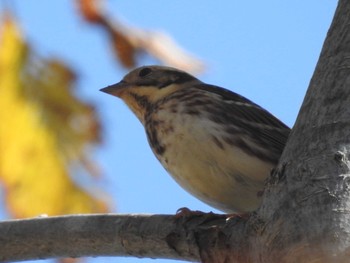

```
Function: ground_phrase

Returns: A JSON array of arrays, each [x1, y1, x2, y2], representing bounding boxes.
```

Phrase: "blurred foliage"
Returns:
[[0, 0, 203, 219], [77, 0, 205, 74], [0, 14, 108, 218], [78, 0, 137, 68]]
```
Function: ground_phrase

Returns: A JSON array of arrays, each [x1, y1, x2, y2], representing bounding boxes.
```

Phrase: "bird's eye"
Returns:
[[138, 67, 152, 77]]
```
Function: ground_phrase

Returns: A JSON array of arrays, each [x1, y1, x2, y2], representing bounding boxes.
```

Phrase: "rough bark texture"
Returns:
[[0, 214, 199, 261], [0, 1, 349, 262], [253, 0, 350, 262], [0, 213, 247, 262]]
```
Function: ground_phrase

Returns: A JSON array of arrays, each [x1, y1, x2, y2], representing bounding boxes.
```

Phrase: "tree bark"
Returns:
[[0, 214, 199, 261], [0, 0, 349, 262], [253, 0, 350, 261], [0, 213, 243, 262]]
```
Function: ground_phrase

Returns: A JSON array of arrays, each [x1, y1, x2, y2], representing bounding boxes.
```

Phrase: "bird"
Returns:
[[100, 65, 290, 213]]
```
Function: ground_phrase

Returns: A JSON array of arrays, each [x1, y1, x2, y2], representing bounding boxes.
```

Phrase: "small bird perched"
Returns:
[[101, 66, 290, 213]]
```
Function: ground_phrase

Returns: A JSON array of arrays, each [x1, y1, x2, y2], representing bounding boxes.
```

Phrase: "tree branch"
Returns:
[[0, 213, 249, 262]]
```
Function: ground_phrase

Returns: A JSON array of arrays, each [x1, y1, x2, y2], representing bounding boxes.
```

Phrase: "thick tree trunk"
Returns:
[[0, 1, 349, 262], [254, 0, 350, 261]]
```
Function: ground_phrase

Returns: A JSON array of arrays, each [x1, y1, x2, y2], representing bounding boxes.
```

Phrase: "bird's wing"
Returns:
[[194, 84, 290, 158]]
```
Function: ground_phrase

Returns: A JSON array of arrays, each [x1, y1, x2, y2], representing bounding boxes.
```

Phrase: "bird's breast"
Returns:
[[145, 104, 272, 212]]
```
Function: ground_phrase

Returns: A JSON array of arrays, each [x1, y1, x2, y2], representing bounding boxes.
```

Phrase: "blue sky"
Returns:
[[1, 1, 337, 262]]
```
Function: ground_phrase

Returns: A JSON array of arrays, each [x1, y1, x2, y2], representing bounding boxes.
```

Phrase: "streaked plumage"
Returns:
[[101, 66, 290, 212]]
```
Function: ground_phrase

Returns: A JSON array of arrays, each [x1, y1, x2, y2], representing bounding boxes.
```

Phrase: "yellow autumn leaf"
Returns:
[[0, 14, 108, 218]]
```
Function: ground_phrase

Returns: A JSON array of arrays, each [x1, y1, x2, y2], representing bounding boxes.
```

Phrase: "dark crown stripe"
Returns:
[[158, 71, 196, 88], [172, 71, 196, 84], [135, 70, 196, 89]]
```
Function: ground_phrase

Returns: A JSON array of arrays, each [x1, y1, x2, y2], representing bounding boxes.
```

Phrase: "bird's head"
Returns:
[[101, 65, 198, 123]]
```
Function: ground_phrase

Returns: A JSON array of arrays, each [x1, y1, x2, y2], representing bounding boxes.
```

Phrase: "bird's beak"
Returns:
[[100, 81, 128, 97]]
